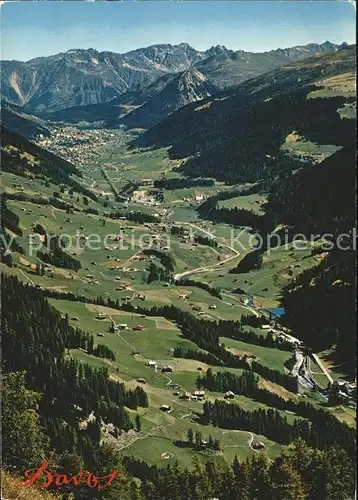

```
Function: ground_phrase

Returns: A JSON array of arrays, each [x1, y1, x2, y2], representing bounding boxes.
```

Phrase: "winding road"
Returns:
[[18, 268, 36, 285], [221, 292, 260, 318], [174, 222, 241, 281], [222, 430, 258, 452]]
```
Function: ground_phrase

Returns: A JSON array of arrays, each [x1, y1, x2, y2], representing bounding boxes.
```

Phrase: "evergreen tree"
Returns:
[[213, 439, 221, 451], [1, 371, 49, 471], [195, 431, 202, 448], [135, 415, 142, 433], [187, 428, 194, 445], [232, 456, 250, 500], [248, 454, 272, 500], [270, 457, 306, 500], [191, 458, 212, 500]]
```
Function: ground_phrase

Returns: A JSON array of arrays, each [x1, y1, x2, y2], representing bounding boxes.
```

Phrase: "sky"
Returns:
[[0, 1, 356, 61]]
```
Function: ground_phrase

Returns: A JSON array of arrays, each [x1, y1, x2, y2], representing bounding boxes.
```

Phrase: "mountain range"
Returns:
[[1, 41, 344, 119], [136, 44, 356, 182]]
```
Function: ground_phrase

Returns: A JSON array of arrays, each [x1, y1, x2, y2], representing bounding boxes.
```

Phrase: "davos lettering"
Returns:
[[20, 461, 118, 490]]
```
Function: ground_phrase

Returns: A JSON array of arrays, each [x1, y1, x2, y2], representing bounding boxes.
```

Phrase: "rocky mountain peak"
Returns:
[[207, 45, 229, 56]]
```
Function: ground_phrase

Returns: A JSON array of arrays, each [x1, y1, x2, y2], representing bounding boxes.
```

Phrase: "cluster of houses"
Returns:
[[181, 194, 208, 205], [131, 190, 158, 206], [159, 391, 207, 410], [189, 304, 217, 315], [146, 361, 173, 372], [132, 254, 149, 262], [179, 390, 206, 402], [37, 128, 119, 166], [85, 274, 100, 285], [160, 389, 236, 409], [105, 320, 145, 333], [259, 323, 304, 347]]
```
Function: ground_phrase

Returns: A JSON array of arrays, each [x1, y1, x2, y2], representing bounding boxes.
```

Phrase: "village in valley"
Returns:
[[1, 31, 356, 488], [2, 117, 356, 469], [37, 127, 128, 166]]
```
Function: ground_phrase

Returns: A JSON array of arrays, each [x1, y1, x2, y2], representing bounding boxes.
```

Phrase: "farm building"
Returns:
[[95, 313, 107, 320], [133, 324, 145, 331], [168, 383, 179, 389], [137, 378, 146, 384], [252, 441, 265, 450], [209, 304, 217, 310], [161, 365, 173, 373], [147, 360, 157, 368], [116, 284, 129, 290], [224, 391, 235, 399], [180, 392, 191, 400], [160, 405, 171, 412], [192, 391, 205, 398]]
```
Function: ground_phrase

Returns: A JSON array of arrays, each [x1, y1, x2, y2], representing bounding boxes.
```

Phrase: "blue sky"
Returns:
[[1, 1, 355, 61]]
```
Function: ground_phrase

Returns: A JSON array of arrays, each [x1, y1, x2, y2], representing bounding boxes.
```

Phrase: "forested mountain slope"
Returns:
[[1, 126, 80, 182], [137, 45, 355, 184], [0, 126, 98, 201], [136, 45, 356, 374], [0, 100, 52, 139]]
